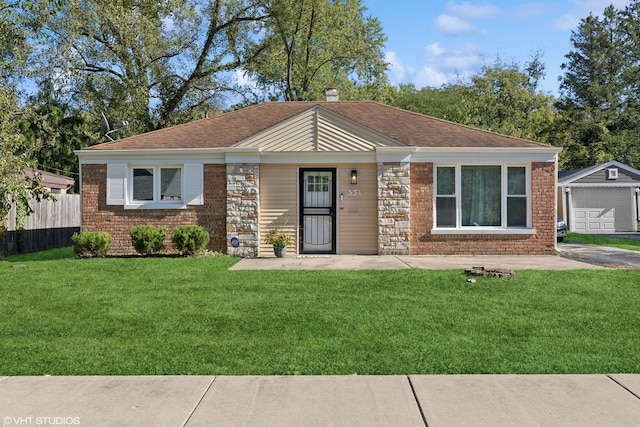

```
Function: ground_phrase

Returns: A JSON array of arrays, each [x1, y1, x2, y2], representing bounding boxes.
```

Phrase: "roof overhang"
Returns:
[[411, 146, 561, 163], [77, 145, 561, 165], [561, 183, 640, 188], [75, 148, 227, 164]]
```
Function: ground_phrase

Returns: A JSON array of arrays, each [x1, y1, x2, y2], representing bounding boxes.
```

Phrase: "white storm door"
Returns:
[[300, 169, 336, 253]]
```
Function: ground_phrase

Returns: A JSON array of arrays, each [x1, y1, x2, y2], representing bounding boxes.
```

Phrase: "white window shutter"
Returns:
[[106, 163, 127, 205], [184, 163, 204, 205]]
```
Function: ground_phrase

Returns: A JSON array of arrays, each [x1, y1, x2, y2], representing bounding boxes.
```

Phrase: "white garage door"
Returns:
[[571, 188, 634, 232]]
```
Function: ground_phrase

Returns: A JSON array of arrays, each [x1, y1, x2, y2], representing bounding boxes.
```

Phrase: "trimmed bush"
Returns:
[[130, 225, 166, 255], [172, 225, 210, 256], [72, 231, 112, 257]]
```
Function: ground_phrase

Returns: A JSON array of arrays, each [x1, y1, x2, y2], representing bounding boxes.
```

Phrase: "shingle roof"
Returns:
[[86, 101, 551, 151], [558, 160, 640, 184]]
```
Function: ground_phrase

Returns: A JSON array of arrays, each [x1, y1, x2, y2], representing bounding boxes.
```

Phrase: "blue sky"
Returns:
[[364, 0, 630, 95]]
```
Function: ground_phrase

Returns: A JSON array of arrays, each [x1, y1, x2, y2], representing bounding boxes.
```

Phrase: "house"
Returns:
[[558, 160, 640, 233], [76, 97, 561, 257], [24, 168, 75, 194]]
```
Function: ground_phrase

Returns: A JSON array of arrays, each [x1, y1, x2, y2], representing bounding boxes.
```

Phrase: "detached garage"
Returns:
[[558, 161, 640, 233]]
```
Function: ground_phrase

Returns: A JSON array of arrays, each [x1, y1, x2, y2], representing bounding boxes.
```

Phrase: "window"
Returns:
[[507, 167, 526, 227], [107, 163, 202, 208], [132, 166, 182, 204], [307, 175, 330, 192], [462, 166, 501, 226], [435, 165, 530, 230], [435, 167, 456, 227]]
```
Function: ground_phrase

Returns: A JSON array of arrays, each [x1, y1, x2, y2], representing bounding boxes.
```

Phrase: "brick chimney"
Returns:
[[325, 86, 339, 102]]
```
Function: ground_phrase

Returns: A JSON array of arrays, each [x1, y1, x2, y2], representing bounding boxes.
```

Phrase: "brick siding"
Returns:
[[410, 162, 556, 255], [82, 160, 557, 256], [81, 164, 227, 254]]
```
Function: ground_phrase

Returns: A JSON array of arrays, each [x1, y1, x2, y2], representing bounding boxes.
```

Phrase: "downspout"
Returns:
[[554, 154, 560, 252], [635, 188, 640, 232], [78, 162, 83, 233]]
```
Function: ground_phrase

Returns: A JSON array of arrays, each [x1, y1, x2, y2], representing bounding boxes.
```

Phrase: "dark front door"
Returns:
[[299, 169, 336, 253]]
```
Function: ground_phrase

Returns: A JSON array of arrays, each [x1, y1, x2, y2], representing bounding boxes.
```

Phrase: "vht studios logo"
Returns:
[[3, 416, 81, 426]]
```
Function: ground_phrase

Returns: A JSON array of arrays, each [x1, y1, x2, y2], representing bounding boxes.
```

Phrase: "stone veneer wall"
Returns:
[[226, 164, 260, 257], [410, 162, 557, 255], [81, 164, 227, 254], [377, 162, 410, 255]]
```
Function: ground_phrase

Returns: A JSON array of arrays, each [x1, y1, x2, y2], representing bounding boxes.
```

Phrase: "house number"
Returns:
[[348, 189, 362, 196]]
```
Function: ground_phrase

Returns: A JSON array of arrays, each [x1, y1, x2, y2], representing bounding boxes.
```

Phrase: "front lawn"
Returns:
[[1, 249, 639, 375]]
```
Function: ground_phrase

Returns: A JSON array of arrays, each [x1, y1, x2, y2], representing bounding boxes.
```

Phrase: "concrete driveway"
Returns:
[[558, 243, 640, 269]]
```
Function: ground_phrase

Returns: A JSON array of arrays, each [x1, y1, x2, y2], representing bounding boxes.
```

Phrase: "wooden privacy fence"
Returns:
[[1, 194, 81, 255]]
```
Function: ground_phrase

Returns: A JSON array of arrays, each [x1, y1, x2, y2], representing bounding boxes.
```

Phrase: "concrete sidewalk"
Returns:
[[1, 375, 639, 426], [230, 254, 603, 270]]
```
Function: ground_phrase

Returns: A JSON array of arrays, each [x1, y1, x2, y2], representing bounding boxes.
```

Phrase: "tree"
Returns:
[[248, 0, 389, 101], [391, 83, 471, 124], [556, 5, 640, 169], [0, 2, 55, 230], [464, 55, 556, 142], [21, 81, 101, 188], [41, 0, 268, 134], [390, 56, 557, 145]]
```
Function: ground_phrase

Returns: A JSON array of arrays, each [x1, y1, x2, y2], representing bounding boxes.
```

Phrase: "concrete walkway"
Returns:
[[230, 254, 603, 270], [1, 374, 639, 426]]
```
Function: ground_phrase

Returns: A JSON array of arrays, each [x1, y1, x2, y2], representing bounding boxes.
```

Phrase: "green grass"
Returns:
[[565, 232, 640, 251], [1, 248, 639, 375]]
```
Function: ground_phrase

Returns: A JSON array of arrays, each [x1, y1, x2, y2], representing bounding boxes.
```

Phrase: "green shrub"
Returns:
[[72, 231, 112, 257], [172, 225, 210, 256], [129, 225, 166, 255]]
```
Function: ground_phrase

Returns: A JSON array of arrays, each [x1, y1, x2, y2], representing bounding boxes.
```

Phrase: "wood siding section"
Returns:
[[574, 168, 640, 184], [239, 110, 318, 152], [259, 164, 299, 256], [236, 108, 400, 152], [259, 163, 378, 256], [337, 164, 378, 254]]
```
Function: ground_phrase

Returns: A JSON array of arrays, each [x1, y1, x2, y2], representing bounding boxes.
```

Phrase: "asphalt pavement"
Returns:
[[558, 243, 640, 269]]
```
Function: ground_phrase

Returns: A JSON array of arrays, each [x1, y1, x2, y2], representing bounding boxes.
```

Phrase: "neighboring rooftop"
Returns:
[[24, 168, 75, 192], [558, 160, 640, 184]]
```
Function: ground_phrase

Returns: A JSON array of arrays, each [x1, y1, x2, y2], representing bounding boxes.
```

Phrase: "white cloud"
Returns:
[[512, 2, 548, 20], [233, 70, 258, 90], [439, 43, 484, 71], [423, 42, 483, 70], [388, 42, 486, 88], [553, 0, 630, 30], [425, 42, 447, 57], [435, 14, 477, 35], [445, 1, 501, 20], [434, 2, 500, 36], [415, 66, 449, 88], [384, 51, 415, 83]]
